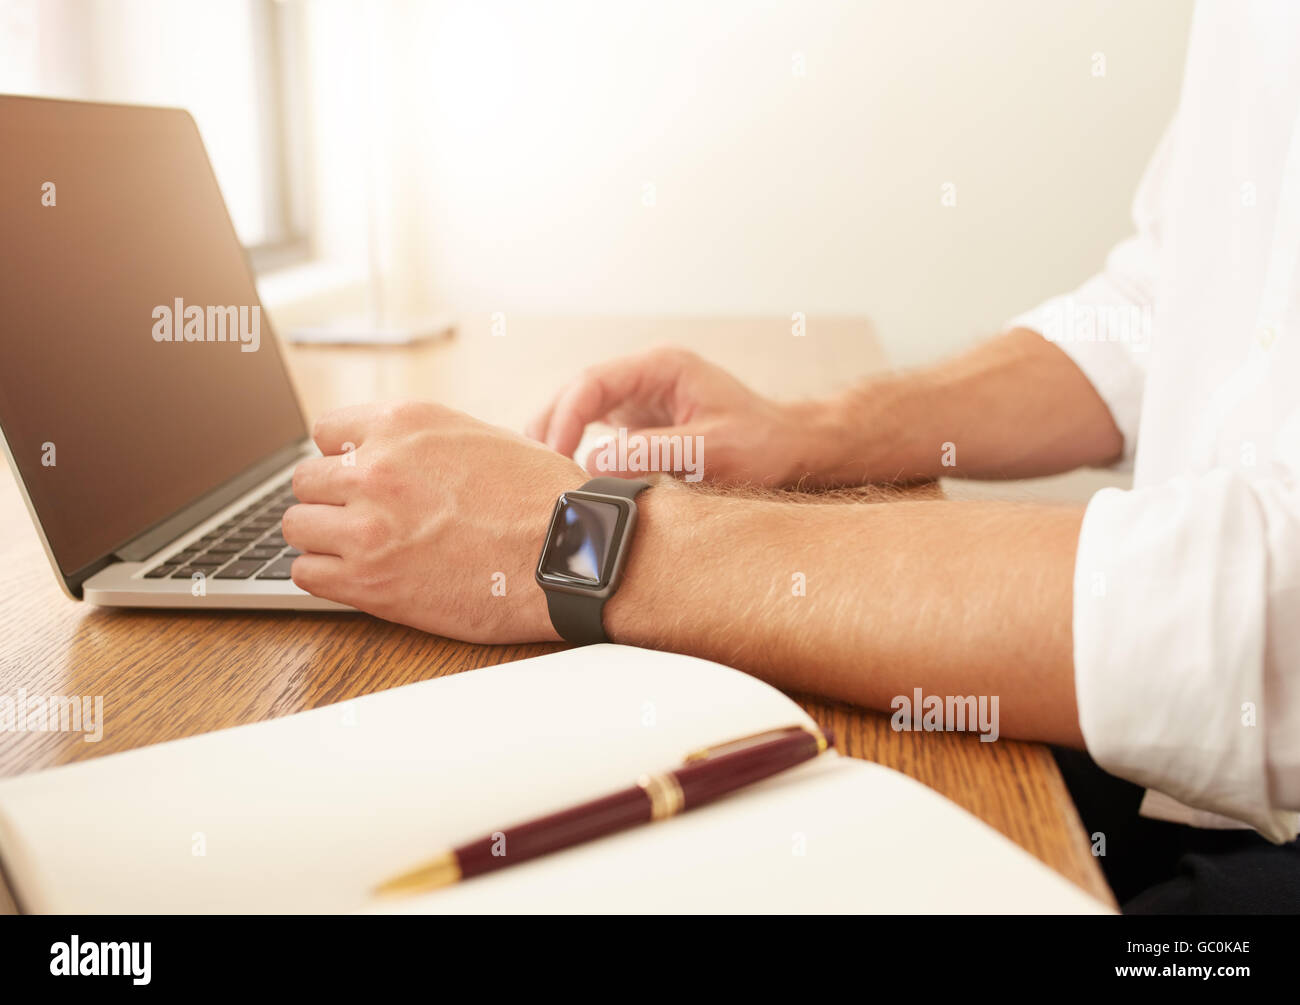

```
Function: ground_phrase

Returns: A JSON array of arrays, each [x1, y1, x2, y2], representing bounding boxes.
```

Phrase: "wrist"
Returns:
[[601, 480, 688, 648], [779, 389, 887, 487], [531, 473, 663, 645], [784, 376, 936, 487]]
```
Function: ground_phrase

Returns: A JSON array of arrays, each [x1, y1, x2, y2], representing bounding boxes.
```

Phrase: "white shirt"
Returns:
[[1012, 0, 1300, 843]]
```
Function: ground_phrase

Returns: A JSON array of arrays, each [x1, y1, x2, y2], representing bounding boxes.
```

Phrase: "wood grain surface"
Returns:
[[0, 315, 1114, 908]]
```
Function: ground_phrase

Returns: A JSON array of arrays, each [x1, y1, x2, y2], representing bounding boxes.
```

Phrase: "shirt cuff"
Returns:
[[1071, 472, 1300, 844], [1008, 276, 1150, 470]]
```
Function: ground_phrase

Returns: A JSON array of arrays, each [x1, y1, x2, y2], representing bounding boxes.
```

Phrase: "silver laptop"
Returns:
[[0, 95, 346, 610]]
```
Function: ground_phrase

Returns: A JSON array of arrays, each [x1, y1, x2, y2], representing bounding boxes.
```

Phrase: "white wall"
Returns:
[[6, 0, 1195, 370], [358, 0, 1192, 366]]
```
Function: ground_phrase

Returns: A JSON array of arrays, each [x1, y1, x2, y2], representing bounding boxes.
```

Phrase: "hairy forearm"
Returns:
[[789, 328, 1124, 486], [605, 483, 1085, 747]]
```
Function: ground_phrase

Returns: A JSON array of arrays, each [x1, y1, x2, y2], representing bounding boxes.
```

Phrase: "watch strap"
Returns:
[[544, 477, 650, 645], [545, 588, 609, 646], [577, 476, 651, 501]]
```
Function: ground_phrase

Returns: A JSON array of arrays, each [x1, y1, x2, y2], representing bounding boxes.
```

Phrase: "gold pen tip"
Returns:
[[373, 851, 463, 898]]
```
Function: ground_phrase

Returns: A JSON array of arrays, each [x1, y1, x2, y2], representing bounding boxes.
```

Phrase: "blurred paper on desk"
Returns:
[[0, 645, 1109, 914], [284, 315, 456, 345]]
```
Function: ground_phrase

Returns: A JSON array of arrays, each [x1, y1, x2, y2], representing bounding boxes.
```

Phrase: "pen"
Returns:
[[374, 723, 834, 898]]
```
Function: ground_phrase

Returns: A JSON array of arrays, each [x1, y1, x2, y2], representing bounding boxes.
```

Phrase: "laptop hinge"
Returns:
[[114, 440, 309, 562]]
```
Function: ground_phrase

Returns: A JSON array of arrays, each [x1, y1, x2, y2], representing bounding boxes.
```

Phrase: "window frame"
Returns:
[[245, 0, 313, 274]]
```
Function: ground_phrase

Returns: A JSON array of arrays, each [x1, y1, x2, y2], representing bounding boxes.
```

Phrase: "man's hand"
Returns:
[[281, 396, 1087, 747], [526, 346, 826, 486], [284, 401, 585, 643], [527, 331, 1124, 489]]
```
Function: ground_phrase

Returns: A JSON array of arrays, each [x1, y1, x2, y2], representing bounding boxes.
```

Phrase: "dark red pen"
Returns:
[[374, 723, 833, 897]]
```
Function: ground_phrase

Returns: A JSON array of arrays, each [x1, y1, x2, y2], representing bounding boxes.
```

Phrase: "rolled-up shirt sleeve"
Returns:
[[1072, 469, 1300, 842], [1009, 110, 1300, 841]]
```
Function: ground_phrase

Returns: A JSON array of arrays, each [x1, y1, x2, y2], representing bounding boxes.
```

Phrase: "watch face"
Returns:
[[539, 494, 626, 586]]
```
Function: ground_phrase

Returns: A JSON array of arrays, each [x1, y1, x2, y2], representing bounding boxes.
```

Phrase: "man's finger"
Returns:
[[582, 425, 695, 479], [281, 503, 351, 557], [311, 403, 384, 456], [291, 455, 353, 506], [290, 553, 351, 602], [543, 356, 659, 458]]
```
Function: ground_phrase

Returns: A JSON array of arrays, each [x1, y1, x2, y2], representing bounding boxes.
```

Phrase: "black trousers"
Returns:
[[1051, 747, 1300, 913]]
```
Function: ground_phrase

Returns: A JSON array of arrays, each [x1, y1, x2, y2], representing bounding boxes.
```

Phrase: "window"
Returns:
[[0, 0, 308, 269]]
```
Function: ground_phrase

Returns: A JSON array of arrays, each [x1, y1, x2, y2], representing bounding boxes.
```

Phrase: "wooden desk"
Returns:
[[0, 315, 1113, 908]]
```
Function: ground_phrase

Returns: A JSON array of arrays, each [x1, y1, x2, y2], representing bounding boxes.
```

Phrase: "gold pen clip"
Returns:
[[682, 723, 828, 763]]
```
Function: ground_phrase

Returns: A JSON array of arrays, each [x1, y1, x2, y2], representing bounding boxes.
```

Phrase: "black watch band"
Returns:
[[543, 477, 650, 645]]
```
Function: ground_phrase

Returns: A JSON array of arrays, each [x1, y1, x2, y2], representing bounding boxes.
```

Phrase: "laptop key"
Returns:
[[170, 567, 213, 579], [244, 547, 281, 560], [215, 560, 267, 579], [207, 541, 243, 554], [255, 557, 296, 580], [144, 565, 177, 579], [188, 555, 226, 567]]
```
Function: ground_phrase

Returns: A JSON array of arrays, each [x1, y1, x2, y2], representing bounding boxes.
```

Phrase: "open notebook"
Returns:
[[0, 645, 1108, 913]]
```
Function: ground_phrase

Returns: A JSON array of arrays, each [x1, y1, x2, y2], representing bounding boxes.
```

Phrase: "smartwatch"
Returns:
[[535, 477, 651, 644]]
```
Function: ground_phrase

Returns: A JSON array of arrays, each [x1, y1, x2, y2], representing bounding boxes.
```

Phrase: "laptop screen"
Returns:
[[0, 97, 308, 578]]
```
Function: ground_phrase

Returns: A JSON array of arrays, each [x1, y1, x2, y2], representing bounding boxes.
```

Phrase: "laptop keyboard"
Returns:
[[142, 478, 302, 582]]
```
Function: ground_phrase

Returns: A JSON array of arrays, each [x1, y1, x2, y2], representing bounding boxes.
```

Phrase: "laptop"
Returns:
[[0, 95, 347, 610]]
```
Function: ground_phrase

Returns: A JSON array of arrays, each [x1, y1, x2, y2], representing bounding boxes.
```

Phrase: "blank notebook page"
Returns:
[[0, 644, 1108, 914]]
